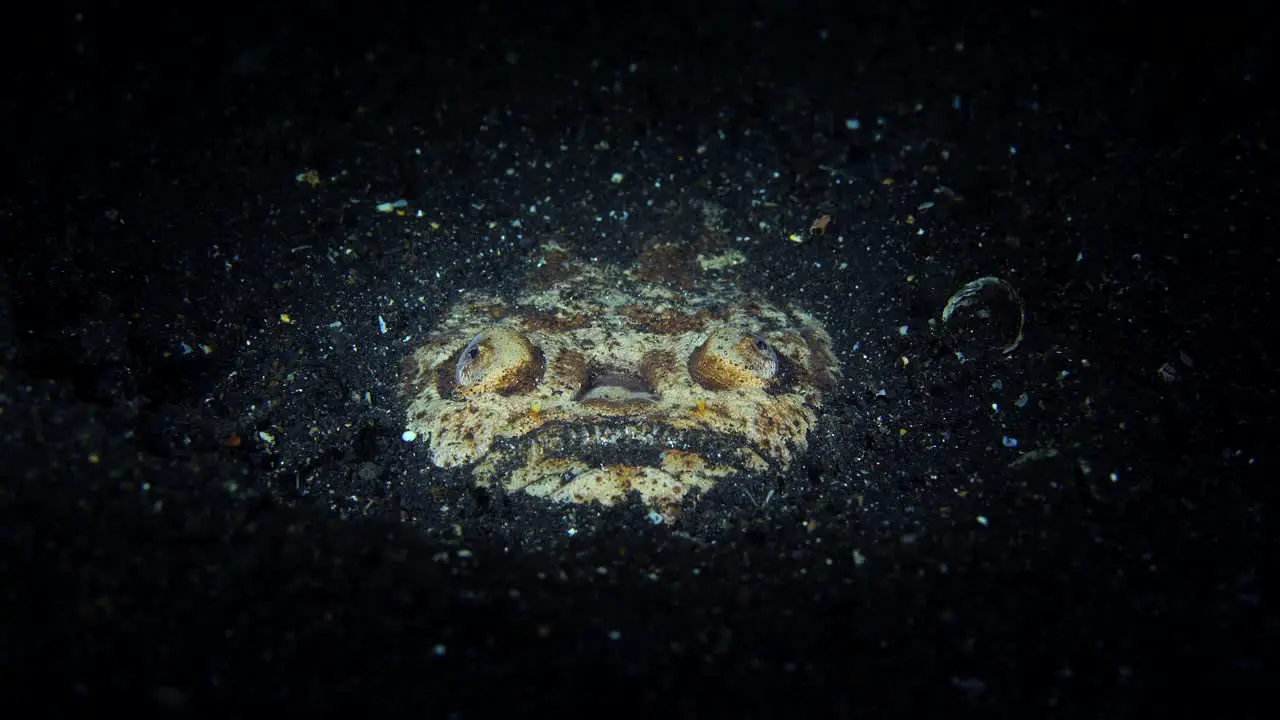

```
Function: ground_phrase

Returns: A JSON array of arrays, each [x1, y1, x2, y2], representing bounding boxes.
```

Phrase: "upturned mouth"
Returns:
[[516, 418, 751, 470]]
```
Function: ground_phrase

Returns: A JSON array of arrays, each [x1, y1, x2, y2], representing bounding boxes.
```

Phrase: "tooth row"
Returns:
[[534, 422, 698, 452]]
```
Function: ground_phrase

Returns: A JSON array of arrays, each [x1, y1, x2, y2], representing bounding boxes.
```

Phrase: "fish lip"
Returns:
[[513, 419, 753, 466]]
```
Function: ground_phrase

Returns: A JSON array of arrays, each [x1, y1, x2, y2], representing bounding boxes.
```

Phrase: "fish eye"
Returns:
[[750, 334, 773, 357], [452, 328, 544, 395], [689, 327, 780, 390]]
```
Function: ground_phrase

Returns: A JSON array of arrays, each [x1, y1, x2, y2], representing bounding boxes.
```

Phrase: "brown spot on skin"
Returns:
[[755, 405, 780, 438], [614, 465, 643, 493], [474, 304, 509, 321], [435, 360, 456, 397], [703, 401, 734, 421], [523, 244, 580, 290], [541, 245, 574, 265], [497, 347, 545, 395], [639, 350, 678, 386], [622, 305, 709, 334], [514, 308, 590, 333], [756, 405, 805, 455], [660, 449, 705, 472], [548, 349, 588, 396], [801, 327, 838, 390], [634, 241, 700, 289]]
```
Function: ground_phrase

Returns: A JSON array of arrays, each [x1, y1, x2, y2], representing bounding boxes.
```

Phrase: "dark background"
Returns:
[[1, 0, 1272, 714]]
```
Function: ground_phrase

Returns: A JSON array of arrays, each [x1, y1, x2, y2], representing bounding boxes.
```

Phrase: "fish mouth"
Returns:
[[494, 418, 751, 471], [479, 417, 764, 515]]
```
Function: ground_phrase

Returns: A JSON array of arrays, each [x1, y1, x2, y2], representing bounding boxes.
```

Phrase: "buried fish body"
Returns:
[[402, 241, 839, 522]]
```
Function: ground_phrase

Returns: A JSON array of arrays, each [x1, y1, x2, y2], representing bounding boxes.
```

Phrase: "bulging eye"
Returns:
[[452, 328, 544, 395], [750, 334, 773, 357], [688, 327, 780, 390]]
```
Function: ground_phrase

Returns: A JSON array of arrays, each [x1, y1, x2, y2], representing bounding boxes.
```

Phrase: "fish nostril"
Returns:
[[588, 372, 650, 393], [578, 368, 659, 404]]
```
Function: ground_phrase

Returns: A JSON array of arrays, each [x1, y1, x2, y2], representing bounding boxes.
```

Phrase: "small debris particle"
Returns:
[[257, 431, 276, 446], [376, 199, 409, 213], [809, 214, 832, 235], [279, 313, 293, 324], [940, 276, 1025, 355], [402, 430, 417, 442], [1008, 448, 1059, 467], [610, 172, 624, 183], [295, 169, 320, 187]]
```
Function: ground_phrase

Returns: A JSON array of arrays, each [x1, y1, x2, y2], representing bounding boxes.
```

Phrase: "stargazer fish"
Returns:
[[402, 239, 839, 523]]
